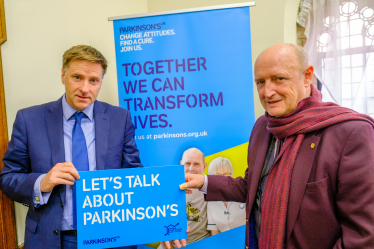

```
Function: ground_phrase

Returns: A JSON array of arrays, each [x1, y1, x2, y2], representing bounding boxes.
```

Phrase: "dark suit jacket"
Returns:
[[0, 97, 142, 249], [206, 116, 374, 249]]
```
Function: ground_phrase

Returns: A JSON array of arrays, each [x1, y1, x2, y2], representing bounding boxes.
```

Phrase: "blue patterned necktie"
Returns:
[[72, 112, 89, 229]]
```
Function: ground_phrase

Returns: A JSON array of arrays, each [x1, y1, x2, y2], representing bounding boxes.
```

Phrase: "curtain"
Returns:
[[298, 0, 374, 117]]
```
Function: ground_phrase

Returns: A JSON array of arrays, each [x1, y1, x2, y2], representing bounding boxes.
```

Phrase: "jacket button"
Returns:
[[53, 230, 59, 235], [60, 202, 64, 208]]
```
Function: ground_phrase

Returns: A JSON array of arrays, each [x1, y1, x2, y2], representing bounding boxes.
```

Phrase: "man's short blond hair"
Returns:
[[62, 45, 108, 75]]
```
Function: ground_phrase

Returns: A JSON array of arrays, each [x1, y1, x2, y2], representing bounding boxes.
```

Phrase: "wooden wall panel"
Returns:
[[0, 0, 18, 248]]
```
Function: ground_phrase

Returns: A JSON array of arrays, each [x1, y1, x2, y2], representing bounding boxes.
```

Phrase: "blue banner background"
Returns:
[[113, 7, 255, 167]]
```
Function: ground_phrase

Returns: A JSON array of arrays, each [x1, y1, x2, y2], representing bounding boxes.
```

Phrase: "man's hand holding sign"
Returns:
[[40, 162, 80, 192]]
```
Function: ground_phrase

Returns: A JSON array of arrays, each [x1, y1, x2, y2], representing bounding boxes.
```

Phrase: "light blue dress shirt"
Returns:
[[33, 94, 96, 230]]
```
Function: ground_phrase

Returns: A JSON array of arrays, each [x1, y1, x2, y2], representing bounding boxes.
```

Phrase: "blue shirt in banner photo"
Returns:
[[76, 165, 187, 248]]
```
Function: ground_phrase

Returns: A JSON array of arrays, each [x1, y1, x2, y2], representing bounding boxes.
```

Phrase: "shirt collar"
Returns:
[[62, 94, 94, 121]]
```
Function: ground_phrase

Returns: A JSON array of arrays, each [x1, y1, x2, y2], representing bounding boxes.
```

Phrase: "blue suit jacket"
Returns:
[[0, 97, 142, 249]]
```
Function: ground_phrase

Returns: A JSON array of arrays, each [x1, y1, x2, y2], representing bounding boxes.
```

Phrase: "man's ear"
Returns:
[[180, 160, 183, 165], [203, 162, 207, 172], [61, 68, 66, 85], [304, 65, 314, 87]]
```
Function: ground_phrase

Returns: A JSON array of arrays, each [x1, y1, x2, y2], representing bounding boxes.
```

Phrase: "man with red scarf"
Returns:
[[179, 43, 374, 249]]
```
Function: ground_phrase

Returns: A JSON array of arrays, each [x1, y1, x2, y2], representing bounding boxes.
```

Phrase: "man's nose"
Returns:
[[263, 81, 275, 98], [188, 165, 195, 171], [80, 81, 89, 93]]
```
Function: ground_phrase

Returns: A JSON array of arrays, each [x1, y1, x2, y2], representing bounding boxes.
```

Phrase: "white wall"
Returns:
[[2, 0, 148, 244]]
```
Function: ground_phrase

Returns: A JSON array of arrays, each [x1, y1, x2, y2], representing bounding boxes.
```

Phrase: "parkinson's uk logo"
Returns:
[[83, 236, 120, 245], [119, 22, 166, 33], [164, 223, 182, 236]]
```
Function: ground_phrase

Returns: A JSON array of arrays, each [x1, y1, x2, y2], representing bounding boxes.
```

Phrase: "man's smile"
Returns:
[[267, 99, 282, 106]]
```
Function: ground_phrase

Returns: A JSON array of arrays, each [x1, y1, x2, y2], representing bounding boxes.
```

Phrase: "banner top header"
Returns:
[[108, 2, 255, 21]]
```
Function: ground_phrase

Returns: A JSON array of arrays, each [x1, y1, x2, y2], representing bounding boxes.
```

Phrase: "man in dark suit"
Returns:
[[0, 45, 142, 249], [182, 43, 374, 248]]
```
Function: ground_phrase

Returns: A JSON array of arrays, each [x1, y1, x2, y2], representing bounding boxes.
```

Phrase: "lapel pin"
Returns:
[[311, 143, 315, 149]]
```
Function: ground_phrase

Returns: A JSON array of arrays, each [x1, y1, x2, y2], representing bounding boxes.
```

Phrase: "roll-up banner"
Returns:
[[109, 3, 255, 248]]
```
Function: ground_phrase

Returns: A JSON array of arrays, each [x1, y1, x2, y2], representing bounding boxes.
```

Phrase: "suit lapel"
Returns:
[[286, 134, 320, 240], [247, 122, 272, 207], [45, 97, 66, 202], [94, 101, 110, 171]]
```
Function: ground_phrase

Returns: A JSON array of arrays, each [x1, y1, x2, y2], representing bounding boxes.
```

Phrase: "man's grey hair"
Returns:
[[287, 43, 309, 73]]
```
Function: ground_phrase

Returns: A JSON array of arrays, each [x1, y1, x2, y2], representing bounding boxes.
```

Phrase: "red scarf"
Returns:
[[258, 85, 374, 248]]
